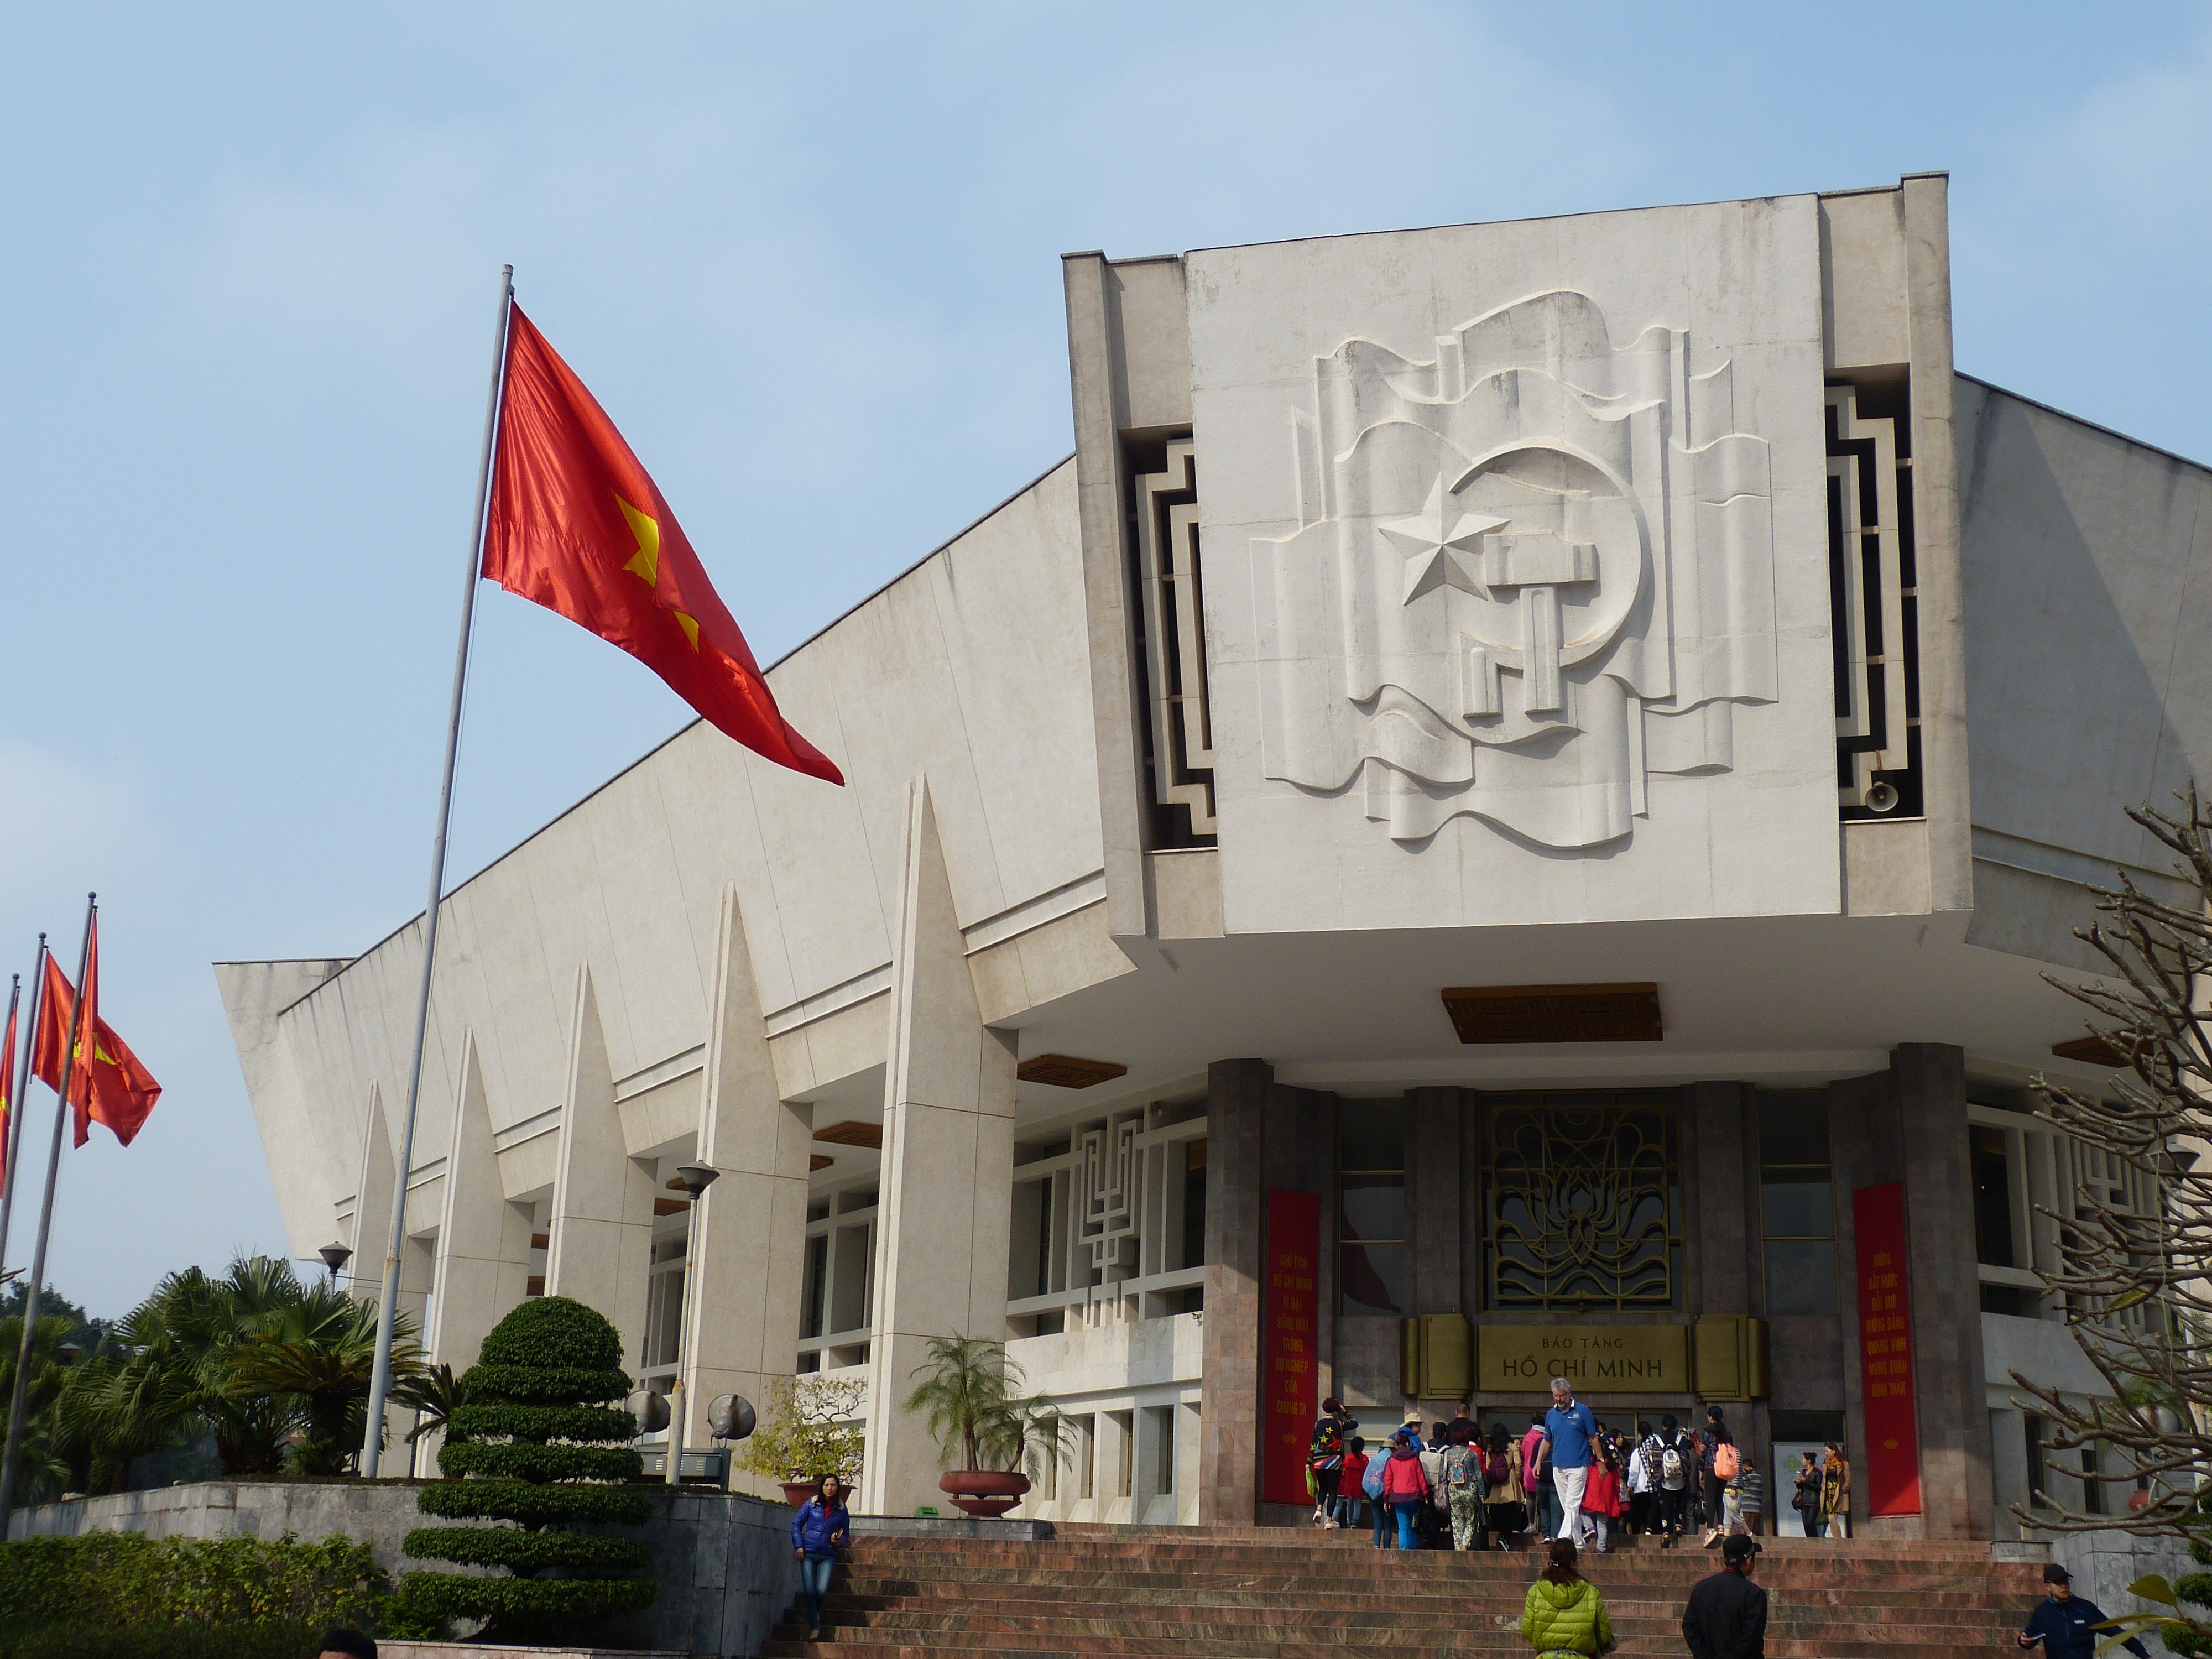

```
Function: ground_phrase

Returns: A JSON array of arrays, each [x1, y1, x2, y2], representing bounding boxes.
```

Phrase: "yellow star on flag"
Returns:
[[617, 495, 701, 650]]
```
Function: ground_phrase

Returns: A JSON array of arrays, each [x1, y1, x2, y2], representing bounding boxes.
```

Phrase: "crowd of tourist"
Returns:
[[1306, 1382, 1854, 1553]]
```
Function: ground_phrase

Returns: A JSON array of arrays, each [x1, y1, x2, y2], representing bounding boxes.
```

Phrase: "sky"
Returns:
[[3, 1, 2209, 1319]]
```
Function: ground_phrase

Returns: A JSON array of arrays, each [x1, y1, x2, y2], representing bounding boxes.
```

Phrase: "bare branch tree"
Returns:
[[2013, 785, 2212, 1550]]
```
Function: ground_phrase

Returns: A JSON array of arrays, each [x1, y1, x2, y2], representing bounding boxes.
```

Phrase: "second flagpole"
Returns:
[[0, 899, 95, 1522], [358, 264, 515, 1477], [0, 943, 39, 1273]]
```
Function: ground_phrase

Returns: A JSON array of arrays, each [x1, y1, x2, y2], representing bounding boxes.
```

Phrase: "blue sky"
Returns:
[[3, 2, 2209, 1317]]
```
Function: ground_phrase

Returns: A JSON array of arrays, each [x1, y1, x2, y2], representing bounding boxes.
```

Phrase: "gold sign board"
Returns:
[[1477, 1323, 1691, 1394]]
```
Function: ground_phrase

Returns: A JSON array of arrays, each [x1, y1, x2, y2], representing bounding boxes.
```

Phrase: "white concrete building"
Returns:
[[220, 175, 2212, 1538]]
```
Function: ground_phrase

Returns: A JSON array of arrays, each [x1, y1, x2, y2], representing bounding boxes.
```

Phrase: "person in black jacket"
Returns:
[[1682, 1532, 1767, 1658], [2017, 1563, 2149, 1657]]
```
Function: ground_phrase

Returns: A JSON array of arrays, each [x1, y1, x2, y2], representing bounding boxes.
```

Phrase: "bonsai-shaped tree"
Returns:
[[396, 1297, 654, 1637], [732, 1372, 866, 1489]]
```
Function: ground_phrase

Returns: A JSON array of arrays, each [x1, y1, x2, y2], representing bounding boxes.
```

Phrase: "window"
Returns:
[[1759, 1091, 1837, 1316], [2024, 1414, 2051, 1511], [1339, 1103, 1408, 1316], [1972, 1125, 2017, 1268], [1483, 1092, 1679, 1310]]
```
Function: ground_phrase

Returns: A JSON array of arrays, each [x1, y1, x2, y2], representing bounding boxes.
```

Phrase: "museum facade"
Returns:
[[219, 175, 2212, 1538]]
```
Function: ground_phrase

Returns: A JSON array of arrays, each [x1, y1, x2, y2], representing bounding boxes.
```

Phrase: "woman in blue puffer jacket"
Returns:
[[791, 1473, 851, 1640]]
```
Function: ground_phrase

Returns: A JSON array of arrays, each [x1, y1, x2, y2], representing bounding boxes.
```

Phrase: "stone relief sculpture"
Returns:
[[1250, 290, 1778, 849]]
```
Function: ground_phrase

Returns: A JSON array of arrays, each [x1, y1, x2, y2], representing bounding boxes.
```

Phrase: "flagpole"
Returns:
[[359, 264, 515, 1478], [0, 899, 95, 1525], [0, 946, 38, 1272]]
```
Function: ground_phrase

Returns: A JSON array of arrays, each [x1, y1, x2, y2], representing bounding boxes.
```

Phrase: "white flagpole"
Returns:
[[0, 944, 40, 1273], [0, 899, 94, 1522], [359, 265, 515, 1476]]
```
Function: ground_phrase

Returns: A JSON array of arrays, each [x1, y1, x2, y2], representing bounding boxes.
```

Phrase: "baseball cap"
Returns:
[[1721, 1533, 1761, 1565], [2042, 1563, 2072, 1585]]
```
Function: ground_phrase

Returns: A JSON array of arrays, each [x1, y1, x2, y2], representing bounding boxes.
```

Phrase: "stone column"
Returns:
[[1199, 1057, 1270, 1525], [1895, 1043, 1993, 1538], [676, 884, 816, 1475], [858, 779, 1018, 1519], [427, 1032, 536, 1371], [545, 966, 658, 1371]]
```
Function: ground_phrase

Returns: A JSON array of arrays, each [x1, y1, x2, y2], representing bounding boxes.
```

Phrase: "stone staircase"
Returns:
[[764, 1525, 2052, 1658]]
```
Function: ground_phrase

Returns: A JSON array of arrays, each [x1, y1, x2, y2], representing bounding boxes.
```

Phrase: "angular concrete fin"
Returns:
[[346, 1083, 395, 1305], [678, 881, 814, 1464], [862, 775, 1018, 1516], [884, 775, 988, 1114], [429, 1030, 535, 1370], [545, 964, 655, 1369], [213, 957, 353, 1255]]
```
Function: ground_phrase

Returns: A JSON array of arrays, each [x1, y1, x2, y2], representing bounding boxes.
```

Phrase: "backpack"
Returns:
[[1660, 1437, 1686, 1484], [1484, 1449, 1510, 1488], [1363, 1453, 1387, 1499], [1713, 1439, 1740, 1481], [1445, 1446, 1478, 1488]]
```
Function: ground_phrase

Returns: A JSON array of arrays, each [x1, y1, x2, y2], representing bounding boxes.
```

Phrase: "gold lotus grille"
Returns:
[[1484, 1092, 1678, 1310]]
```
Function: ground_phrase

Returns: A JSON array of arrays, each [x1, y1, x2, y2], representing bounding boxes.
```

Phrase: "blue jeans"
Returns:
[[1394, 1501, 1420, 1550], [1371, 1496, 1390, 1547], [800, 1553, 836, 1630]]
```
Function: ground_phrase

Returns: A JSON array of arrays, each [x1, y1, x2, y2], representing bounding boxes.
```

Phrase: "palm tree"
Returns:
[[0, 1313, 85, 1502], [66, 1255, 421, 1483], [903, 1334, 1024, 1472], [390, 1362, 474, 1446]]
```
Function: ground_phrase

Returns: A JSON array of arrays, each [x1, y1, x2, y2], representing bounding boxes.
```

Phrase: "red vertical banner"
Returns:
[[1262, 1188, 1321, 1507], [1854, 1181, 1922, 1516]]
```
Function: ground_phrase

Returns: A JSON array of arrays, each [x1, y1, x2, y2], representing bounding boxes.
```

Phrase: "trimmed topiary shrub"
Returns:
[[395, 1296, 654, 1637]]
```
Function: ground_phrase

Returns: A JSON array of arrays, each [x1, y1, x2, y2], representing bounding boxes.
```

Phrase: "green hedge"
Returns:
[[437, 1439, 643, 1484], [0, 1533, 387, 1649], [393, 1568, 656, 1630], [445, 1401, 635, 1443], [461, 1361, 632, 1402], [2, 1623, 327, 1659], [401, 1525, 648, 1573], [478, 1296, 623, 1370], [414, 1474, 654, 1526]]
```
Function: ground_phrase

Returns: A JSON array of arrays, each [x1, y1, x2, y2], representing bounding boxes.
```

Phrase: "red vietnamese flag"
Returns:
[[482, 306, 843, 785], [32, 921, 161, 1149]]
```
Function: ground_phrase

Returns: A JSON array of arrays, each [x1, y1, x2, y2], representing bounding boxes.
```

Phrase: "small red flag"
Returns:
[[0, 995, 14, 1189], [482, 305, 844, 785], [32, 921, 161, 1149]]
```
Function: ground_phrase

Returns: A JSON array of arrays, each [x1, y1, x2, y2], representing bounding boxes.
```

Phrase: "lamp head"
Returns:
[[319, 1244, 353, 1277], [674, 1164, 720, 1201]]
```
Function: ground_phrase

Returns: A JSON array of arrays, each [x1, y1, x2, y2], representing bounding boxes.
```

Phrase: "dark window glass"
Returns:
[[1756, 1093, 1831, 1167], [1972, 1125, 2017, 1268], [2024, 1415, 2050, 1510], [1980, 1282, 2036, 1317], [1340, 1104, 1408, 1173], [1761, 1180, 1835, 1239], [1342, 1241, 1407, 1317], [1339, 1104, 1407, 1315], [1765, 1240, 1838, 1316]]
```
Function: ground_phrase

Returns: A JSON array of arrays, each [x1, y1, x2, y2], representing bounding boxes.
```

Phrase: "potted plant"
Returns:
[[904, 1335, 1066, 1518], [732, 1373, 866, 1504]]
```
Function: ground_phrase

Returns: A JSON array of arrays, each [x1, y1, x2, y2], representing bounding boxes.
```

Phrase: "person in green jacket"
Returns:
[[1522, 1540, 1628, 1655], [1520, 1539, 1616, 1657]]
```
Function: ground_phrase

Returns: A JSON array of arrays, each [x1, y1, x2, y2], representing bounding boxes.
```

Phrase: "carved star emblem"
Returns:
[[1378, 478, 1506, 604]]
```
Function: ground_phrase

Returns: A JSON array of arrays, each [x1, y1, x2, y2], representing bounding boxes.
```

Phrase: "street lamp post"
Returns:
[[319, 1244, 353, 1289], [664, 1164, 719, 1487]]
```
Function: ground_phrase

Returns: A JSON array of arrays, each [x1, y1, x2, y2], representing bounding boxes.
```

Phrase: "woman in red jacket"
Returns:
[[1580, 1438, 1623, 1554], [1380, 1427, 1431, 1551]]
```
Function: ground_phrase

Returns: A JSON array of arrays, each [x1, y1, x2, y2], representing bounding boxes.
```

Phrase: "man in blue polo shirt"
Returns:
[[1541, 1375, 1599, 1548]]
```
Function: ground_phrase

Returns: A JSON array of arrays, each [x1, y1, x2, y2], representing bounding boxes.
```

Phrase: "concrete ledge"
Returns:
[[380, 1647, 683, 1659], [849, 1515, 1055, 1540]]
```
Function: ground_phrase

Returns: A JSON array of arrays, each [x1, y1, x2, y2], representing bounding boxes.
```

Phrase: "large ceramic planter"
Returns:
[[782, 1481, 821, 1507], [938, 1470, 1030, 1519]]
